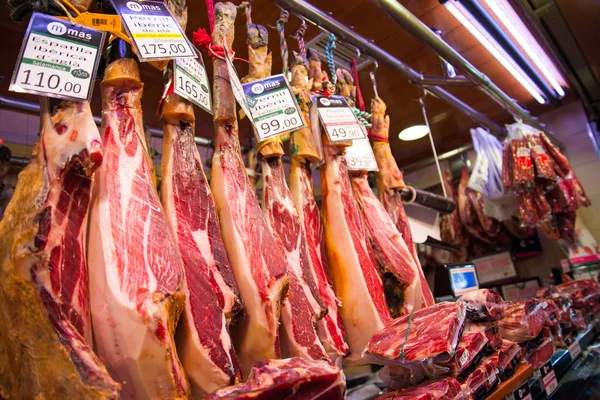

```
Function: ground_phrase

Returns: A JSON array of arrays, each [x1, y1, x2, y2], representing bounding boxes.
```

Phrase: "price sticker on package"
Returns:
[[507, 381, 532, 400], [540, 361, 558, 396], [345, 137, 378, 171], [316, 95, 366, 143], [242, 74, 305, 141], [566, 337, 582, 359], [10, 13, 105, 102], [173, 56, 212, 114], [111, 0, 195, 62]]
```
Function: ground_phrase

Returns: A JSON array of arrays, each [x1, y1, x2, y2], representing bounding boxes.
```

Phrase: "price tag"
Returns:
[[540, 361, 558, 396], [223, 43, 253, 122], [345, 136, 378, 171], [111, 0, 195, 62], [566, 337, 582, 359], [242, 74, 305, 141], [507, 381, 532, 400], [316, 96, 366, 142], [9, 13, 105, 102], [173, 56, 212, 114]]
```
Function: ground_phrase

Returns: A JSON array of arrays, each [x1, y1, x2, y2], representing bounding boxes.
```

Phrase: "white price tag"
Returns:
[[223, 43, 253, 121], [510, 381, 532, 400], [10, 13, 105, 102], [316, 96, 366, 142], [173, 56, 212, 114], [345, 136, 378, 171], [567, 338, 582, 359], [111, 0, 195, 62], [540, 361, 558, 396], [242, 74, 305, 141]]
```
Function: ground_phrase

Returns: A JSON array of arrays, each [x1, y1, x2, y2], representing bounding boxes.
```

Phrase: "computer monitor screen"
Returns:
[[449, 265, 479, 296]]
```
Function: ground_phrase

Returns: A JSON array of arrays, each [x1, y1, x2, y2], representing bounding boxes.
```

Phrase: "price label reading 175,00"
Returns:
[[173, 56, 212, 114], [316, 95, 366, 143], [10, 13, 105, 102], [242, 74, 305, 142], [111, 0, 195, 62]]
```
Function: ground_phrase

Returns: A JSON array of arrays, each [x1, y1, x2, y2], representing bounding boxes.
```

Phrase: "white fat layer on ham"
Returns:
[[321, 151, 387, 366], [211, 146, 286, 377], [88, 111, 186, 400]]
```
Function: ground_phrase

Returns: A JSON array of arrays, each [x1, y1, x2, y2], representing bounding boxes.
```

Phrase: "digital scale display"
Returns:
[[449, 264, 479, 296]]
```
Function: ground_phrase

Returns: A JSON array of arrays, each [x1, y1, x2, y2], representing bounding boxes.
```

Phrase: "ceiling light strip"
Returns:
[[483, 0, 565, 97], [445, 2, 546, 104]]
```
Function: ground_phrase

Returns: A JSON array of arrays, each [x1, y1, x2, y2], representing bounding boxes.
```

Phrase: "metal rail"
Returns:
[[271, 0, 506, 137], [366, 0, 551, 134]]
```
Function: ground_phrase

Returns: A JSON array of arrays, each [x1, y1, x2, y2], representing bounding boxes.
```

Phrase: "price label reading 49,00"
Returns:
[[173, 56, 212, 114], [316, 95, 366, 143], [10, 13, 105, 102]]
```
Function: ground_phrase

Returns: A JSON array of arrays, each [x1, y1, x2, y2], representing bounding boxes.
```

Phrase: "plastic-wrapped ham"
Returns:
[[540, 300, 560, 327], [556, 280, 600, 308], [536, 286, 571, 323], [459, 289, 505, 321], [376, 377, 464, 400], [445, 331, 488, 379], [464, 321, 502, 353], [498, 299, 546, 343], [364, 302, 466, 365], [460, 358, 498, 400], [204, 358, 345, 400], [524, 337, 554, 369], [570, 309, 587, 332], [487, 340, 522, 380]]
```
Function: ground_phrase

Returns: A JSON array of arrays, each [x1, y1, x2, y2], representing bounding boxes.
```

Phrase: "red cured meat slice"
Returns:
[[464, 321, 502, 352], [161, 99, 242, 396], [524, 337, 555, 369], [377, 377, 464, 400], [88, 56, 188, 399], [460, 358, 498, 400], [0, 98, 118, 398], [261, 157, 328, 361], [364, 302, 466, 366], [498, 299, 546, 343], [487, 339, 522, 379], [445, 331, 488, 378], [351, 172, 421, 318], [290, 159, 348, 359], [459, 289, 505, 321], [557, 280, 600, 308], [321, 142, 391, 365], [205, 357, 345, 400]]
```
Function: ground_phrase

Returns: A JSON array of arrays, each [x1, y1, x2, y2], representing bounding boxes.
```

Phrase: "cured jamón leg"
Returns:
[[88, 40, 189, 399], [0, 98, 119, 399], [208, 2, 288, 377]]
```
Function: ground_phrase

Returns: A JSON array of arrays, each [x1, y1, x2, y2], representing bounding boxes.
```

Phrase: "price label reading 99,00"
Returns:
[[258, 116, 300, 137]]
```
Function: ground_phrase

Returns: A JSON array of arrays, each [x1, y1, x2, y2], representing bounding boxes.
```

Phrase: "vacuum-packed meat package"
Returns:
[[460, 358, 498, 400], [487, 340, 522, 380], [524, 337, 555, 370], [557, 280, 600, 308], [459, 289, 505, 321], [570, 309, 587, 331], [464, 321, 502, 353], [499, 299, 546, 342], [204, 358, 345, 400], [376, 377, 464, 400], [537, 286, 571, 323], [551, 324, 569, 348], [541, 300, 561, 327], [364, 302, 466, 366], [445, 331, 488, 379]]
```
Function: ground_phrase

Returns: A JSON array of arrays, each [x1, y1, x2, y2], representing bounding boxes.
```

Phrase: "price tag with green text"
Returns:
[[316, 95, 366, 143], [173, 55, 212, 114], [10, 13, 105, 102]]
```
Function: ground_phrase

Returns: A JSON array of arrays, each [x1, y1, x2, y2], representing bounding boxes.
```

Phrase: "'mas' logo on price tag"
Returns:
[[10, 13, 105, 102], [242, 74, 305, 141], [173, 56, 212, 114], [316, 95, 366, 143], [345, 136, 378, 171], [111, 0, 195, 62]]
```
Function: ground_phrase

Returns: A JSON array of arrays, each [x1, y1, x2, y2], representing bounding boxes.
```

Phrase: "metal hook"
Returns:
[[344, 42, 361, 60], [369, 60, 379, 97]]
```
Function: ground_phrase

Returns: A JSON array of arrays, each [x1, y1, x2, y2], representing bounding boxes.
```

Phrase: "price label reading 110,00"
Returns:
[[10, 13, 105, 102]]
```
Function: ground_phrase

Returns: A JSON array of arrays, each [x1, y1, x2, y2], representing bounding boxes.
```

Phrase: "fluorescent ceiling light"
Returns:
[[399, 125, 429, 141], [445, 2, 546, 104], [483, 0, 565, 97]]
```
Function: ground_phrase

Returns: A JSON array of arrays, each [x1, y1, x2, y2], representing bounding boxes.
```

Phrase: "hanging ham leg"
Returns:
[[321, 137, 392, 365], [288, 53, 348, 360], [371, 97, 434, 308], [350, 172, 421, 318], [161, 93, 242, 395], [88, 41, 189, 399], [209, 2, 288, 377], [0, 98, 119, 399]]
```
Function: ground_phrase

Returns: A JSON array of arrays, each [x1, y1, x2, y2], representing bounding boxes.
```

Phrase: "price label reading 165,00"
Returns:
[[173, 57, 212, 114]]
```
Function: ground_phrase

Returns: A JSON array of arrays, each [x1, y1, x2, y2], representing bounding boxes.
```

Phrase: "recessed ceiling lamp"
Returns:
[[399, 125, 429, 141], [444, 1, 546, 104]]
